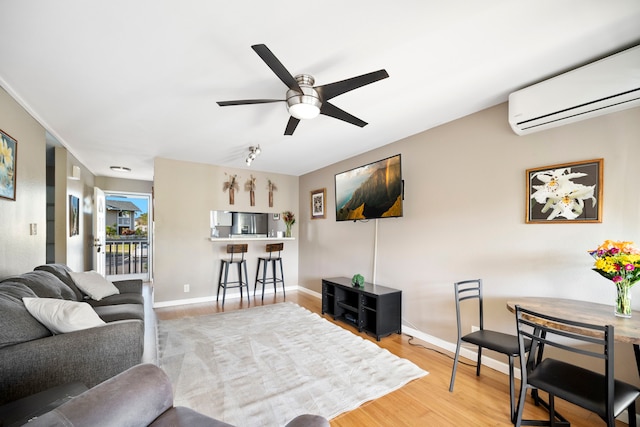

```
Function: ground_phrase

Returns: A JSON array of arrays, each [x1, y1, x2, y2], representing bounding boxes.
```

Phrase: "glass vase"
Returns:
[[285, 224, 291, 238], [615, 282, 632, 318]]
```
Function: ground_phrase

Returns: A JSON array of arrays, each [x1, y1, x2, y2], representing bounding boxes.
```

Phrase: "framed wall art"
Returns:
[[311, 188, 326, 219], [0, 129, 17, 201], [526, 158, 603, 223], [69, 195, 80, 236]]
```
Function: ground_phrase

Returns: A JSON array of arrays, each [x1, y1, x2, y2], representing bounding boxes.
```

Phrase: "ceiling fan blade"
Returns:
[[217, 99, 283, 106], [251, 44, 302, 92], [320, 102, 367, 127], [316, 69, 389, 101], [284, 116, 300, 135]]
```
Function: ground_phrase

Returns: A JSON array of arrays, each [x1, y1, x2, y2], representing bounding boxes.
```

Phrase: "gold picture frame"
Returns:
[[526, 158, 603, 223], [311, 188, 326, 219]]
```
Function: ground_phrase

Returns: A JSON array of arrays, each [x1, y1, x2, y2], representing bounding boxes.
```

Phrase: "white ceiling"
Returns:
[[1, 1, 639, 181]]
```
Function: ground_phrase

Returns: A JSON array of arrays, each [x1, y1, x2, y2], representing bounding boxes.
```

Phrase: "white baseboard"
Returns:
[[297, 286, 321, 298], [153, 284, 299, 308], [402, 325, 523, 380]]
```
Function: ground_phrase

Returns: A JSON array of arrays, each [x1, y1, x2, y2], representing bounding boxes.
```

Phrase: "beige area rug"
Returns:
[[157, 302, 427, 427]]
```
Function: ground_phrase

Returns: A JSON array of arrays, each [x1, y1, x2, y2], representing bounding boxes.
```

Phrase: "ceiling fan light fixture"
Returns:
[[288, 102, 321, 120], [217, 46, 389, 135], [286, 76, 321, 120]]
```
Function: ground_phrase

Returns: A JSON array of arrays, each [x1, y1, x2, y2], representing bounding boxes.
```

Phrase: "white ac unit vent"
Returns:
[[508, 45, 640, 135]]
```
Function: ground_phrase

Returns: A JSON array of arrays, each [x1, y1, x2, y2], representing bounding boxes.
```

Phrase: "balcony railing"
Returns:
[[105, 237, 149, 276]]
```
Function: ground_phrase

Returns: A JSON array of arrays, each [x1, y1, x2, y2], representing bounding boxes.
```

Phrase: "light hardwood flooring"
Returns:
[[155, 290, 625, 426]]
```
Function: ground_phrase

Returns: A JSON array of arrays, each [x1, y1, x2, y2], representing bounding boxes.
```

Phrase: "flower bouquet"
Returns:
[[282, 211, 295, 237], [589, 240, 640, 317]]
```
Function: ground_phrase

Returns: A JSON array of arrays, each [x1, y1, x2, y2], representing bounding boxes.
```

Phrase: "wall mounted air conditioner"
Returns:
[[508, 44, 640, 135]]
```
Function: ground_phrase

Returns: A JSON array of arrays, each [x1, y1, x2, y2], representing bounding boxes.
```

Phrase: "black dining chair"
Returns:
[[514, 305, 640, 427], [449, 279, 531, 422]]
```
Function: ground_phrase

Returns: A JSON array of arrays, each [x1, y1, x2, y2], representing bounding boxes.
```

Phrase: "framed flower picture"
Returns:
[[310, 188, 326, 219], [0, 129, 17, 201], [526, 158, 603, 223]]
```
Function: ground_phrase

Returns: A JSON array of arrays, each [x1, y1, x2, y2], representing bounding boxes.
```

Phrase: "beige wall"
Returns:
[[54, 146, 97, 271], [153, 157, 299, 303], [0, 86, 46, 276], [0, 85, 99, 277], [299, 103, 640, 385]]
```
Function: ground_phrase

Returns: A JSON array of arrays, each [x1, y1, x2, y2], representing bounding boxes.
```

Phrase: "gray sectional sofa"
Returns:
[[0, 264, 155, 405]]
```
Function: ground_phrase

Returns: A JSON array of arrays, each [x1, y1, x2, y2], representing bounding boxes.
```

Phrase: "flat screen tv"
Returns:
[[335, 154, 403, 221]]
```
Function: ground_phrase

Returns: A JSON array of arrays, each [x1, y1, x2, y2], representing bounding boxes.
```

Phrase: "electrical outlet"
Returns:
[[184, 284, 190, 293], [471, 325, 480, 333]]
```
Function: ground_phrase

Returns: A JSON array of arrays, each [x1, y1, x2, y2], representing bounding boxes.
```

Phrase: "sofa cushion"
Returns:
[[34, 264, 85, 301], [23, 297, 106, 334], [68, 271, 120, 301], [2, 271, 77, 300], [151, 407, 235, 427], [87, 292, 144, 307], [0, 282, 52, 348], [93, 304, 145, 322]]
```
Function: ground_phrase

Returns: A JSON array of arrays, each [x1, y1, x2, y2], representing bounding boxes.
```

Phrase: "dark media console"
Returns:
[[321, 277, 402, 341]]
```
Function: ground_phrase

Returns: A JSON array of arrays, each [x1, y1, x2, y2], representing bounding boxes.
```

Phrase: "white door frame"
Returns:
[[104, 191, 153, 283], [92, 187, 106, 276]]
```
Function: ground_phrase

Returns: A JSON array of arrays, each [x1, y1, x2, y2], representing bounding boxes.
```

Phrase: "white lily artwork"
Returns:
[[526, 159, 603, 223]]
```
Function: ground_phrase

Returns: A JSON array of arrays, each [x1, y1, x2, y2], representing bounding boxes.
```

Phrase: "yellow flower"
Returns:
[[0, 138, 13, 167]]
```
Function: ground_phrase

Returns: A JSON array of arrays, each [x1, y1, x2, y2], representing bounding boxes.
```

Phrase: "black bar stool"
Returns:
[[254, 243, 285, 301], [216, 244, 249, 307]]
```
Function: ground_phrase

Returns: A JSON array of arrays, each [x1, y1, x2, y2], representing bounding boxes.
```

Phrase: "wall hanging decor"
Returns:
[[0, 129, 17, 201], [223, 173, 239, 205], [268, 179, 277, 208], [69, 195, 79, 236], [526, 158, 603, 223], [246, 175, 256, 206], [311, 188, 326, 219]]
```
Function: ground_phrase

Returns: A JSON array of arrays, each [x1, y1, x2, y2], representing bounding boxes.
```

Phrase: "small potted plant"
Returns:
[[351, 274, 364, 288]]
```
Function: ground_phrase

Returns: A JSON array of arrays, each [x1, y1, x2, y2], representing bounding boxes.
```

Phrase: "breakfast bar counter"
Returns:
[[209, 237, 295, 242]]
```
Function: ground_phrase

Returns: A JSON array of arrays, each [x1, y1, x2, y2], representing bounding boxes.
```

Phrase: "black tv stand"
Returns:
[[322, 277, 402, 341]]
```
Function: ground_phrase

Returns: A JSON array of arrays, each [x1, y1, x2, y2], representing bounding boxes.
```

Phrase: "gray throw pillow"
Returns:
[[0, 282, 52, 348], [1, 271, 76, 300], [34, 264, 84, 301]]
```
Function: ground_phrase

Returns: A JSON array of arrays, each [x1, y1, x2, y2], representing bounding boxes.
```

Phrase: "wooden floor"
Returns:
[[155, 291, 625, 426]]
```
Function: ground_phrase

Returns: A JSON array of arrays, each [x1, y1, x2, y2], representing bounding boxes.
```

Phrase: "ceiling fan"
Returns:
[[217, 44, 389, 136]]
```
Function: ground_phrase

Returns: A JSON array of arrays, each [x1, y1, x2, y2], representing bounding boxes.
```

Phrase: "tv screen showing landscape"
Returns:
[[335, 154, 403, 221]]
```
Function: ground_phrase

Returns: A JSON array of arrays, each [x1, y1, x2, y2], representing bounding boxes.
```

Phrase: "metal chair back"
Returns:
[[514, 305, 639, 426]]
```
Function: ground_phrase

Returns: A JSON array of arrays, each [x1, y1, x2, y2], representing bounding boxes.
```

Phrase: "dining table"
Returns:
[[506, 297, 640, 375]]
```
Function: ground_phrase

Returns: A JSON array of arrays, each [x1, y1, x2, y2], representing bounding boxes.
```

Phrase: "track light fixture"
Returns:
[[245, 145, 261, 166]]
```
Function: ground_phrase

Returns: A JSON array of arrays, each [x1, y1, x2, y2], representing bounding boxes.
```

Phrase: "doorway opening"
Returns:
[[104, 192, 152, 282]]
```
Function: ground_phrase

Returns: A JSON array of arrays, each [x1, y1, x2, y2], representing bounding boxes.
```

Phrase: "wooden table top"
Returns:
[[506, 297, 640, 345]]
